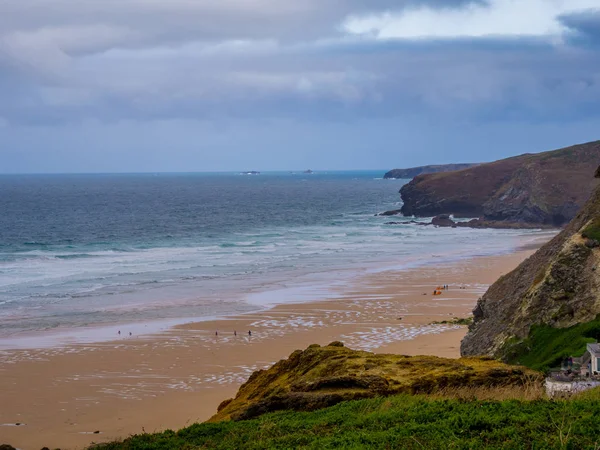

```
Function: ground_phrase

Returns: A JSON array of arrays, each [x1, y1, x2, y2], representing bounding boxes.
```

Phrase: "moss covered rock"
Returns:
[[210, 343, 541, 422]]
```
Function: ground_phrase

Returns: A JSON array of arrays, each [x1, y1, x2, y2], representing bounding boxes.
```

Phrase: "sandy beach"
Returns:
[[0, 246, 542, 449]]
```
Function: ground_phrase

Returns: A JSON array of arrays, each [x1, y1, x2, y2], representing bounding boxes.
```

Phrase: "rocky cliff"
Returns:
[[211, 342, 540, 422], [461, 165, 600, 358], [384, 164, 478, 179], [400, 141, 600, 225]]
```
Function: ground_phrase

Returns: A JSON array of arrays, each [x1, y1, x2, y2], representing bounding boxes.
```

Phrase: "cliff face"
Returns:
[[211, 342, 540, 422], [384, 164, 478, 179], [461, 167, 600, 358], [400, 141, 600, 225]]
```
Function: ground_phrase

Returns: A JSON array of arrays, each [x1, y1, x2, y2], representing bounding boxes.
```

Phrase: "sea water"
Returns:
[[0, 171, 550, 346]]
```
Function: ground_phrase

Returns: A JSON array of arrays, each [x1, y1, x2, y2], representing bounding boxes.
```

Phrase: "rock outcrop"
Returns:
[[461, 165, 600, 358], [211, 342, 540, 422], [384, 164, 477, 179], [428, 216, 554, 230], [400, 141, 600, 226], [384, 215, 554, 229]]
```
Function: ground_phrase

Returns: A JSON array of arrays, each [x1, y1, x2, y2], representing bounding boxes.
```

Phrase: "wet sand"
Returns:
[[0, 248, 539, 449]]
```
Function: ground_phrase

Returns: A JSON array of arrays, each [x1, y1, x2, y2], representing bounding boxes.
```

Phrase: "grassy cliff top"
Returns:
[[85, 343, 600, 450], [209, 342, 541, 422], [94, 391, 600, 450], [383, 163, 478, 179]]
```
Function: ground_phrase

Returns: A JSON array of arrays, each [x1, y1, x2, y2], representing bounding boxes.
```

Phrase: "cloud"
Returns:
[[560, 10, 600, 46], [342, 0, 600, 41], [0, 0, 598, 129], [0, 0, 599, 173]]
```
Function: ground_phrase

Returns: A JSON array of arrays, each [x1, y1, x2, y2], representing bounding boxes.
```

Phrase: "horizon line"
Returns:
[[0, 169, 400, 176]]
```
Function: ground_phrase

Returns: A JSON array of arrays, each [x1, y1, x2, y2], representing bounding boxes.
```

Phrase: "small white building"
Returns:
[[546, 379, 600, 398], [587, 343, 600, 373], [544, 342, 600, 397]]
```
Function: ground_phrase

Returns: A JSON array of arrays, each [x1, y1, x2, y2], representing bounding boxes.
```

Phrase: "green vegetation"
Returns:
[[83, 333, 600, 450], [93, 394, 600, 450], [432, 317, 473, 326], [502, 316, 600, 372], [581, 218, 600, 241], [211, 343, 540, 422]]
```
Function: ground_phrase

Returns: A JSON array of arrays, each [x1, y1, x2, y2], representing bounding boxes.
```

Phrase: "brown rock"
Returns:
[[462, 165, 600, 358], [431, 215, 457, 227], [378, 209, 403, 216], [585, 239, 600, 248], [400, 141, 600, 226]]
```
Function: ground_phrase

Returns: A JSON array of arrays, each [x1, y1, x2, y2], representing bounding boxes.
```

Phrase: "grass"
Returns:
[[431, 317, 473, 326], [81, 327, 595, 450], [210, 343, 541, 422], [84, 323, 600, 450], [581, 218, 600, 242], [428, 379, 543, 402], [92, 393, 600, 450], [502, 316, 600, 372]]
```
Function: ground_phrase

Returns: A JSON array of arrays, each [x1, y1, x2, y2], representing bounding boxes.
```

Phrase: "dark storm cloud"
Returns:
[[560, 10, 600, 46]]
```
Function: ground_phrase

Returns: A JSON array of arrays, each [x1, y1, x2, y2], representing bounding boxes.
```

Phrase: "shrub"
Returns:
[[581, 218, 600, 241], [502, 315, 600, 372]]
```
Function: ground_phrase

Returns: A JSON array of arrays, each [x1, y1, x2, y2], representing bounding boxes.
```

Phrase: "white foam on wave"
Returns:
[[0, 217, 553, 349]]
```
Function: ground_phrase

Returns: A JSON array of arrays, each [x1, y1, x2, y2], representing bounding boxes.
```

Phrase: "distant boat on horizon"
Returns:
[[303, 169, 314, 174], [240, 171, 261, 175]]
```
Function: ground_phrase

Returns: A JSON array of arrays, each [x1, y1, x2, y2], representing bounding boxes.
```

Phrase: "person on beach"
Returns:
[[118, 330, 120, 335], [248, 330, 252, 336], [234, 330, 237, 336]]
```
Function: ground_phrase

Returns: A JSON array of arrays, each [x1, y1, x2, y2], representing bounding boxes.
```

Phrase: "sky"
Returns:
[[1, 0, 600, 173]]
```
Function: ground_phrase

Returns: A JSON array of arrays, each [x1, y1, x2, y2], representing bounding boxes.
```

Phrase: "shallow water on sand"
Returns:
[[0, 171, 553, 346]]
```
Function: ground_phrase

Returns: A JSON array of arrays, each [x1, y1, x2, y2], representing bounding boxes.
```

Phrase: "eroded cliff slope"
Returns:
[[461, 166, 600, 358], [400, 141, 600, 225]]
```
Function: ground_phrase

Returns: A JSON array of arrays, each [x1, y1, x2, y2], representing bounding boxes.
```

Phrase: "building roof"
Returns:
[[587, 343, 600, 354]]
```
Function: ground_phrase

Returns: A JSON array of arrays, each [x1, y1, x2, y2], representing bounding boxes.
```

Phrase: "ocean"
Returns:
[[0, 171, 549, 346]]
